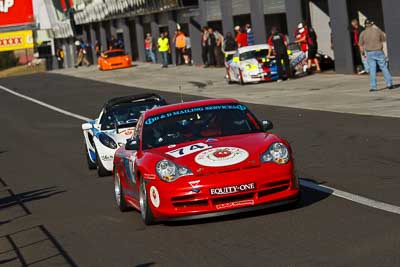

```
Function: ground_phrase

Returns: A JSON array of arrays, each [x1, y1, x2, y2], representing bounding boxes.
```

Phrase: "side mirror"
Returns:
[[262, 120, 274, 131], [125, 138, 140, 151], [82, 123, 92, 131], [232, 56, 239, 63]]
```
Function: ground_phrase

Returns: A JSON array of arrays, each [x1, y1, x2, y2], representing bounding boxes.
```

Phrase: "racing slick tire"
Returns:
[[95, 149, 112, 177], [226, 68, 233, 84], [139, 175, 155, 225], [239, 69, 245, 85], [84, 144, 97, 170], [114, 169, 131, 212]]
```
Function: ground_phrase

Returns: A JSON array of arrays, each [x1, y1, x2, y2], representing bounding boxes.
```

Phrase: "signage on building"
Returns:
[[0, 0, 34, 27], [0, 30, 34, 52]]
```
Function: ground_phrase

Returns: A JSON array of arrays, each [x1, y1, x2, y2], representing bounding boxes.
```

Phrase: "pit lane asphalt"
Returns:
[[0, 73, 399, 267]]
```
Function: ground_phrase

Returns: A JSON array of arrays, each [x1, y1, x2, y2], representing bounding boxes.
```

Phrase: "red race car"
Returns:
[[113, 99, 300, 224]]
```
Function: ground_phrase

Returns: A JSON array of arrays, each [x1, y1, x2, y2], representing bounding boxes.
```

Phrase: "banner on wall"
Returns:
[[0, 30, 34, 52], [0, 0, 34, 27]]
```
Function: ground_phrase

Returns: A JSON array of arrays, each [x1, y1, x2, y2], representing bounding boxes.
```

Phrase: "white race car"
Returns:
[[81, 94, 166, 176], [225, 44, 310, 84]]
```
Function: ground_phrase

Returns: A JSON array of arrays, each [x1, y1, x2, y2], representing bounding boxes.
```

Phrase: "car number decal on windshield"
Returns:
[[166, 143, 211, 158]]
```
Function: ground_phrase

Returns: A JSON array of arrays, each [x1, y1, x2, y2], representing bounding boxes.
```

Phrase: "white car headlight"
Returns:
[[260, 142, 290, 165], [156, 160, 193, 182]]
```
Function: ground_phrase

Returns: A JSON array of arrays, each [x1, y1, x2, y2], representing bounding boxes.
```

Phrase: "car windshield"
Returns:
[[104, 51, 125, 57], [100, 101, 163, 130], [142, 103, 263, 150], [239, 49, 268, 61]]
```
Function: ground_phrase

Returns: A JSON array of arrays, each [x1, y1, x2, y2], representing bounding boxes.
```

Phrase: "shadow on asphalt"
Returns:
[[0, 186, 66, 211], [163, 179, 331, 227], [135, 262, 156, 267], [0, 225, 78, 267]]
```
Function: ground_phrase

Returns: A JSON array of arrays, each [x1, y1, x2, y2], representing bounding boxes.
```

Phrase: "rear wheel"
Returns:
[[139, 175, 154, 225], [114, 169, 130, 211], [96, 149, 112, 177]]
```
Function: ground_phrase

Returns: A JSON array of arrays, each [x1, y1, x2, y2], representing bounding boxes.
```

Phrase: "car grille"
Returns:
[[170, 178, 291, 210]]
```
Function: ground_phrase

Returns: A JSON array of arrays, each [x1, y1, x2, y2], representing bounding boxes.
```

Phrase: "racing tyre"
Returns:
[[84, 145, 97, 170], [95, 149, 112, 177], [114, 169, 130, 211], [139, 175, 154, 225], [239, 69, 245, 85]]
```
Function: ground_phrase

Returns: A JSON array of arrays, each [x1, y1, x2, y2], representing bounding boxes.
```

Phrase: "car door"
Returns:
[[120, 116, 143, 202]]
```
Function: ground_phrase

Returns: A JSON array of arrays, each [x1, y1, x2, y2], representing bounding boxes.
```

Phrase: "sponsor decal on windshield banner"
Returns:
[[166, 143, 211, 158], [210, 182, 256, 196], [144, 104, 247, 125]]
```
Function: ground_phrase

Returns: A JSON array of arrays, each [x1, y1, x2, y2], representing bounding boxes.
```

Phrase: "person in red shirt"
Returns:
[[295, 22, 308, 53], [234, 26, 248, 48]]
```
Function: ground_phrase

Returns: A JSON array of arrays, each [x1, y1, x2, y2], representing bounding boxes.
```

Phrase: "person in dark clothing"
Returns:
[[201, 26, 209, 67], [207, 27, 217, 67], [223, 32, 238, 63], [350, 19, 368, 74], [95, 40, 101, 57], [223, 32, 237, 52], [267, 27, 291, 81], [306, 25, 321, 72]]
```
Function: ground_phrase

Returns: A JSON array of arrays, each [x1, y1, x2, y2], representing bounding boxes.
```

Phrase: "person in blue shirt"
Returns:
[[246, 24, 255, 46]]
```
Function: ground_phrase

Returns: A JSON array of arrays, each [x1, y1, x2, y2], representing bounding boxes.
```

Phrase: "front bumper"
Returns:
[[162, 193, 300, 222], [146, 164, 299, 221]]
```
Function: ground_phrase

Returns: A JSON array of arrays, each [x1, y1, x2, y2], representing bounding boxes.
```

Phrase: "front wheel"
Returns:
[[139, 175, 154, 225], [85, 145, 97, 170], [96, 149, 112, 177]]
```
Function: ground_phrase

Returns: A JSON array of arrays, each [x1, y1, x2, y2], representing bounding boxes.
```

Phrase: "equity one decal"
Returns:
[[0, 0, 14, 13], [210, 182, 256, 195]]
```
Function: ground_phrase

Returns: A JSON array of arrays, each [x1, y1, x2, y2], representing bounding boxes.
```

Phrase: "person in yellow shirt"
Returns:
[[158, 32, 170, 68]]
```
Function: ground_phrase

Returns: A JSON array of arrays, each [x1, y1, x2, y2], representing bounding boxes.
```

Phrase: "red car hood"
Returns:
[[145, 133, 285, 175]]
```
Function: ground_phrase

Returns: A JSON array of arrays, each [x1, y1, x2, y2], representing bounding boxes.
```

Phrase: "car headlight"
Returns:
[[156, 159, 193, 182], [260, 142, 290, 165], [98, 133, 117, 149], [244, 63, 257, 71]]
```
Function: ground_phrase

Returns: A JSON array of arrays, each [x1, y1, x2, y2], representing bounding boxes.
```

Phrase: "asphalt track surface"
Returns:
[[0, 73, 400, 267]]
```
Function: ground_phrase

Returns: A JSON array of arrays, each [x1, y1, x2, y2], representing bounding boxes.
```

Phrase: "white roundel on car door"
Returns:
[[194, 147, 249, 167]]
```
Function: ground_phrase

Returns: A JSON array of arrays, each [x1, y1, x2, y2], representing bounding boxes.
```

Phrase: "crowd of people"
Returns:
[[65, 18, 393, 92]]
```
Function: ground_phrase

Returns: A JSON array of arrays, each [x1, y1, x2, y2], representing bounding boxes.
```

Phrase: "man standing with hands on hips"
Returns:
[[359, 19, 393, 92]]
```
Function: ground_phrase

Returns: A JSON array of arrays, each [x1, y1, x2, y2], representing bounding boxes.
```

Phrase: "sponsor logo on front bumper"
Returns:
[[210, 182, 256, 195]]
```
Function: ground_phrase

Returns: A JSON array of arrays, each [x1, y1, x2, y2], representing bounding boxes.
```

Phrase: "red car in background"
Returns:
[[98, 49, 132, 71], [113, 98, 300, 224]]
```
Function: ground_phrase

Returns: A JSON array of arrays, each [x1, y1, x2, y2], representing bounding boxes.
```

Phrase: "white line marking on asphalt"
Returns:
[[0, 85, 90, 121], [300, 179, 400, 215], [2, 84, 400, 215]]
